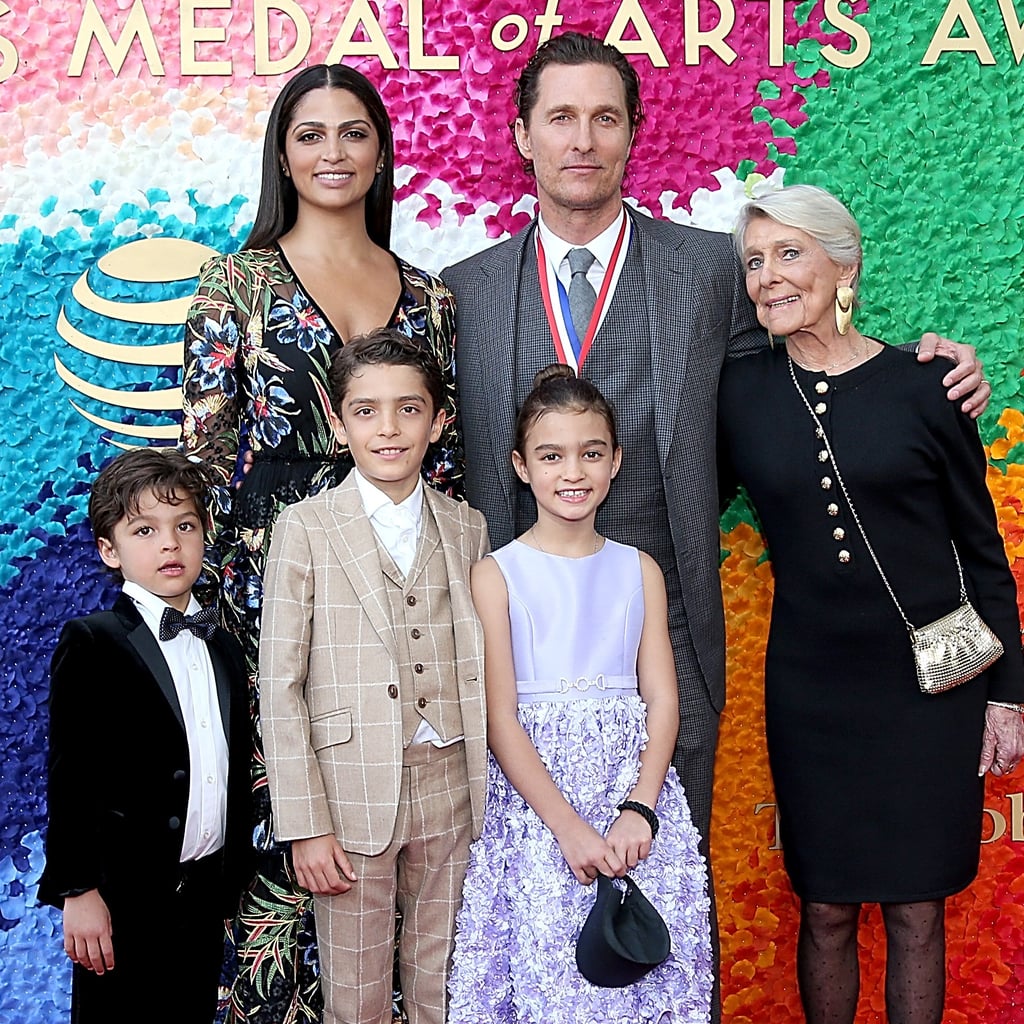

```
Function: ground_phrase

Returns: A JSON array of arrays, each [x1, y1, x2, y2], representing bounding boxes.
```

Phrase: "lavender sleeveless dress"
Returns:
[[448, 539, 712, 1023]]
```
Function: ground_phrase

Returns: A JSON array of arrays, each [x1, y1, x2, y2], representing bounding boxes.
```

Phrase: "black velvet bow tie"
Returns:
[[158, 605, 218, 642]]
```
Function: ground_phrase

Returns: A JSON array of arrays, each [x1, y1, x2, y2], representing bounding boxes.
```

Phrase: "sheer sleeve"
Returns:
[[401, 265, 465, 499], [180, 254, 251, 590]]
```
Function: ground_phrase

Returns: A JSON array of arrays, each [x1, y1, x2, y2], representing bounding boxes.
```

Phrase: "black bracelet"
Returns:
[[617, 800, 660, 840], [57, 886, 95, 900]]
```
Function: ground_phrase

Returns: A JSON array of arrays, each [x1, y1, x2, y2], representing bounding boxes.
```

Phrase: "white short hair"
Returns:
[[735, 184, 863, 289]]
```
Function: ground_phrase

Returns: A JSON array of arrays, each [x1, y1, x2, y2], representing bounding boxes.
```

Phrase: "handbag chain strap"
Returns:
[[786, 354, 967, 634]]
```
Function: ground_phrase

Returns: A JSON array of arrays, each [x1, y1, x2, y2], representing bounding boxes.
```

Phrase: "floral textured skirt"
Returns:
[[448, 695, 713, 1024]]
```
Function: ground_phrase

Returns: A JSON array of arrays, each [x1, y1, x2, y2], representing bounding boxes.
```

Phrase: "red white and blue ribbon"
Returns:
[[535, 213, 629, 372]]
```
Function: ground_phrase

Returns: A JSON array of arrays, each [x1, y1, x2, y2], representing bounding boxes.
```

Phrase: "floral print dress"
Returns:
[[180, 246, 461, 1024]]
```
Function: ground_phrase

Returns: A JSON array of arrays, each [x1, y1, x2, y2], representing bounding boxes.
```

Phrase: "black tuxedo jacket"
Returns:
[[38, 593, 251, 917]]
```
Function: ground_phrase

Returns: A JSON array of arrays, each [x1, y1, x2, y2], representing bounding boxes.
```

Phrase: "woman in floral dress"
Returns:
[[180, 64, 460, 1024]]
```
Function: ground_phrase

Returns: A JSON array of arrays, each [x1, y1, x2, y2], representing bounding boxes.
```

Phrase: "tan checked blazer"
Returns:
[[259, 474, 489, 856]]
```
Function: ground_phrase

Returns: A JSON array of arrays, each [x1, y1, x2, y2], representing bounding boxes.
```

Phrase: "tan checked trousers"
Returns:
[[313, 740, 472, 1024]]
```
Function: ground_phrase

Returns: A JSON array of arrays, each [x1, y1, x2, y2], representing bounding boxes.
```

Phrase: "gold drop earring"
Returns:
[[835, 286, 855, 336]]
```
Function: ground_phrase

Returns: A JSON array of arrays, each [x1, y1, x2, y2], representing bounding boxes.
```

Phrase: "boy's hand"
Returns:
[[63, 889, 114, 973], [292, 835, 357, 895], [555, 818, 626, 885], [606, 808, 654, 870]]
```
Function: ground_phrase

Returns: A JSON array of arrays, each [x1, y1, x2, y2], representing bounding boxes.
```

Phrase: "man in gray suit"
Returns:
[[443, 31, 985, 1008], [445, 33, 763, 856]]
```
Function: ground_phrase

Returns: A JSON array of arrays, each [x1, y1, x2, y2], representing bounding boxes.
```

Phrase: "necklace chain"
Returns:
[[789, 339, 867, 373], [529, 525, 601, 557]]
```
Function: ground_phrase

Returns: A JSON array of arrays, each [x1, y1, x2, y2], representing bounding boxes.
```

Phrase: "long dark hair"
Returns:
[[243, 64, 395, 251]]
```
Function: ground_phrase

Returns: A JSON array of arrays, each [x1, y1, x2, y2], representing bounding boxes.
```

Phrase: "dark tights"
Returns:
[[797, 901, 860, 1023], [797, 899, 946, 1024]]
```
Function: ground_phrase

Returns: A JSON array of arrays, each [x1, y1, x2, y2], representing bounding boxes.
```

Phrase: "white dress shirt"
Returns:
[[536, 206, 632, 366], [123, 580, 228, 861], [354, 469, 423, 579]]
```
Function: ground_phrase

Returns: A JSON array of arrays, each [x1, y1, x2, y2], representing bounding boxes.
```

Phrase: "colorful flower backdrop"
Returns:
[[2, 1, 1023, 1020]]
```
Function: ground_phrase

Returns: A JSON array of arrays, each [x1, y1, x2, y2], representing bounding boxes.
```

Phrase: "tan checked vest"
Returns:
[[377, 500, 464, 753]]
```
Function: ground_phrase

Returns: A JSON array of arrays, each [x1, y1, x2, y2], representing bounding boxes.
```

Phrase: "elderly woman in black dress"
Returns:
[[718, 184, 1024, 1024]]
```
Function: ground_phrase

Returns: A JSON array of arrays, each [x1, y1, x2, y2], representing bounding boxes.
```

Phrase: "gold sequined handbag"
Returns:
[[909, 598, 1004, 694], [788, 356, 1004, 695]]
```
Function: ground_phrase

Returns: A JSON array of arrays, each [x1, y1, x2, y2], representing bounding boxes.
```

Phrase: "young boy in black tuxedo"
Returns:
[[38, 448, 251, 1023]]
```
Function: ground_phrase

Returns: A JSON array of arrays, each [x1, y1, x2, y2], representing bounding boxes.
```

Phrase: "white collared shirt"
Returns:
[[536, 206, 632, 362], [352, 470, 460, 748], [353, 468, 424, 579], [123, 580, 228, 862]]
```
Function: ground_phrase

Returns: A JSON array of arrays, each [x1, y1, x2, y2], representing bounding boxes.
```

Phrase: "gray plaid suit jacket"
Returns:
[[259, 474, 489, 857], [444, 208, 765, 719]]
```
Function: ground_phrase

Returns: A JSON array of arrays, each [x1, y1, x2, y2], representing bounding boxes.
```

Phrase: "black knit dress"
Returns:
[[719, 344, 1023, 902]]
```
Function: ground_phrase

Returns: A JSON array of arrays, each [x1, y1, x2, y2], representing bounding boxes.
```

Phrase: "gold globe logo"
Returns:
[[54, 237, 219, 449]]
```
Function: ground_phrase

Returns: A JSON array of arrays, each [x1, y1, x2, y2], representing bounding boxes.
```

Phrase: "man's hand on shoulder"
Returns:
[[916, 332, 991, 419]]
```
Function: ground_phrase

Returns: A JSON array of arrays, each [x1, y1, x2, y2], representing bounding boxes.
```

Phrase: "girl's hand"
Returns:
[[606, 808, 654, 870], [555, 817, 626, 884]]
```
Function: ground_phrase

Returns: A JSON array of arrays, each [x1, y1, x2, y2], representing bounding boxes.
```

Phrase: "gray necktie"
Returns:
[[567, 247, 597, 339]]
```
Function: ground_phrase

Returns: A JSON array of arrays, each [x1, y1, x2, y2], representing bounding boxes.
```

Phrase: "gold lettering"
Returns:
[[744, 0, 785, 66], [754, 801, 783, 851], [684, 0, 737, 67], [408, 0, 458, 70], [605, 0, 668, 67], [180, 0, 231, 76], [922, 0, 996, 65], [492, 15, 528, 52], [534, 0, 564, 46], [820, 0, 871, 69], [998, 0, 1024, 62], [0, 2, 18, 85], [68, 0, 165, 77], [981, 806, 1007, 843], [767, 0, 784, 66], [325, 0, 398, 68], [254, 0, 311, 75], [1009, 791, 1024, 841]]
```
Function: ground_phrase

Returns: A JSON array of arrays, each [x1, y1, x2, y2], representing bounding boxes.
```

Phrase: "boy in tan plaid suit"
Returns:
[[260, 330, 488, 1024]]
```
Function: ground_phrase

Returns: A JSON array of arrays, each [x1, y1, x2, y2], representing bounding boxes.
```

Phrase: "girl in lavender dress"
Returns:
[[448, 365, 712, 1023]]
